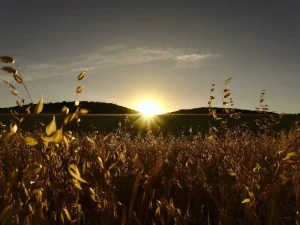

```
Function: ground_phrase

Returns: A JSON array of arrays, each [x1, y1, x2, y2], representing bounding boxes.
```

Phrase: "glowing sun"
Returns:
[[136, 99, 163, 117]]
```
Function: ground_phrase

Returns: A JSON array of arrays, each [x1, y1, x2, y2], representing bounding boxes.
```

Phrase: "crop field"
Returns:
[[1, 113, 300, 134], [1, 111, 300, 224], [1, 56, 300, 224]]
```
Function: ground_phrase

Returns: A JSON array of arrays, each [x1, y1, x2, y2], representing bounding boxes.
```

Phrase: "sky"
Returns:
[[1, 0, 300, 113]]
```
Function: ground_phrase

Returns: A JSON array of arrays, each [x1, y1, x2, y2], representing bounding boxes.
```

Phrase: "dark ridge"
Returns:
[[168, 107, 278, 115], [0, 101, 139, 114]]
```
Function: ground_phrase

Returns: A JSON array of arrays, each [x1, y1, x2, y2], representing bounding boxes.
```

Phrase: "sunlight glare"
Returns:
[[136, 99, 163, 117]]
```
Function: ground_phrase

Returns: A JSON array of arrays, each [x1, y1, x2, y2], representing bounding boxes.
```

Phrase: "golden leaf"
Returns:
[[61, 106, 69, 114], [283, 152, 297, 161], [63, 114, 72, 126], [223, 93, 231, 98], [176, 180, 182, 188], [224, 76, 232, 84], [16, 99, 23, 107], [7, 169, 18, 187], [46, 115, 57, 136], [79, 108, 89, 114], [52, 127, 63, 144], [68, 164, 87, 183], [13, 74, 23, 83], [0, 56, 15, 63], [41, 137, 53, 143], [76, 86, 84, 93], [0, 66, 17, 75], [86, 136, 95, 144], [241, 198, 251, 204], [78, 70, 87, 80], [34, 95, 43, 114], [97, 157, 104, 170], [62, 135, 69, 150], [24, 136, 38, 146], [9, 87, 18, 96], [26, 105, 31, 114], [10, 123, 18, 134], [69, 113, 77, 123], [23, 164, 42, 181], [63, 208, 72, 222], [72, 178, 82, 190]]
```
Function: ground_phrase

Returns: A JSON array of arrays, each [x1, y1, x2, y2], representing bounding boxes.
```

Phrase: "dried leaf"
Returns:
[[63, 208, 72, 222], [9, 87, 18, 95], [46, 116, 57, 136], [241, 198, 251, 204], [176, 180, 182, 188], [76, 86, 84, 93], [62, 135, 69, 150], [8, 169, 18, 187], [16, 99, 23, 107], [0, 66, 17, 75], [13, 74, 23, 83], [52, 127, 63, 144], [41, 136, 53, 143], [224, 76, 232, 84], [23, 164, 42, 181], [26, 105, 31, 114], [0, 56, 15, 63], [86, 136, 95, 144], [79, 108, 89, 114], [283, 152, 297, 161], [63, 115, 72, 126], [97, 157, 104, 170], [68, 164, 87, 183], [78, 70, 87, 80], [34, 95, 43, 114], [10, 123, 18, 134], [61, 106, 69, 114], [223, 93, 231, 98], [24, 136, 38, 146]]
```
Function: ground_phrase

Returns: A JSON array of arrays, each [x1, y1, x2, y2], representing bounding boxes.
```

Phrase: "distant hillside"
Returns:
[[0, 101, 139, 114], [169, 107, 273, 114]]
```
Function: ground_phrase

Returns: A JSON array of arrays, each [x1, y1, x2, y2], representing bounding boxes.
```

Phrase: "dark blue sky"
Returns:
[[1, 1, 300, 113]]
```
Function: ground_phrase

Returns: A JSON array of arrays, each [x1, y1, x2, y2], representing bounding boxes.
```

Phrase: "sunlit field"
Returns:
[[1, 56, 300, 224]]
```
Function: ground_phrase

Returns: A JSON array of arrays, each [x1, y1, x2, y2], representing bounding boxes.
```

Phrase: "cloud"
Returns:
[[20, 46, 221, 81], [176, 53, 221, 62], [171, 53, 222, 70]]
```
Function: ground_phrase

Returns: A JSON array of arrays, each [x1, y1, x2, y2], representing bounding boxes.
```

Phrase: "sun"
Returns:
[[136, 99, 163, 117]]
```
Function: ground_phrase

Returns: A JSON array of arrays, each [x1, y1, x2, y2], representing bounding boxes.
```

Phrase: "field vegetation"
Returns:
[[1, 56, 300, 224]]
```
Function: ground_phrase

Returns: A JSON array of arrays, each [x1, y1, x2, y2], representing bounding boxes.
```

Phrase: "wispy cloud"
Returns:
[[176, 53, 221, 62], [19, 46, 221, 81], [171, 53, 222, 70]]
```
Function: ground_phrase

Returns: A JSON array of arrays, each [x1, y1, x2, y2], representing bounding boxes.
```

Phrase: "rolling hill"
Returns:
[[0, 101, 139, 114]]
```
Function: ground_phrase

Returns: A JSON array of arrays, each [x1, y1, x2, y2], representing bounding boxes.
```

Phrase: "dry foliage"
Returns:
[[1, 57, 300, 225]]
